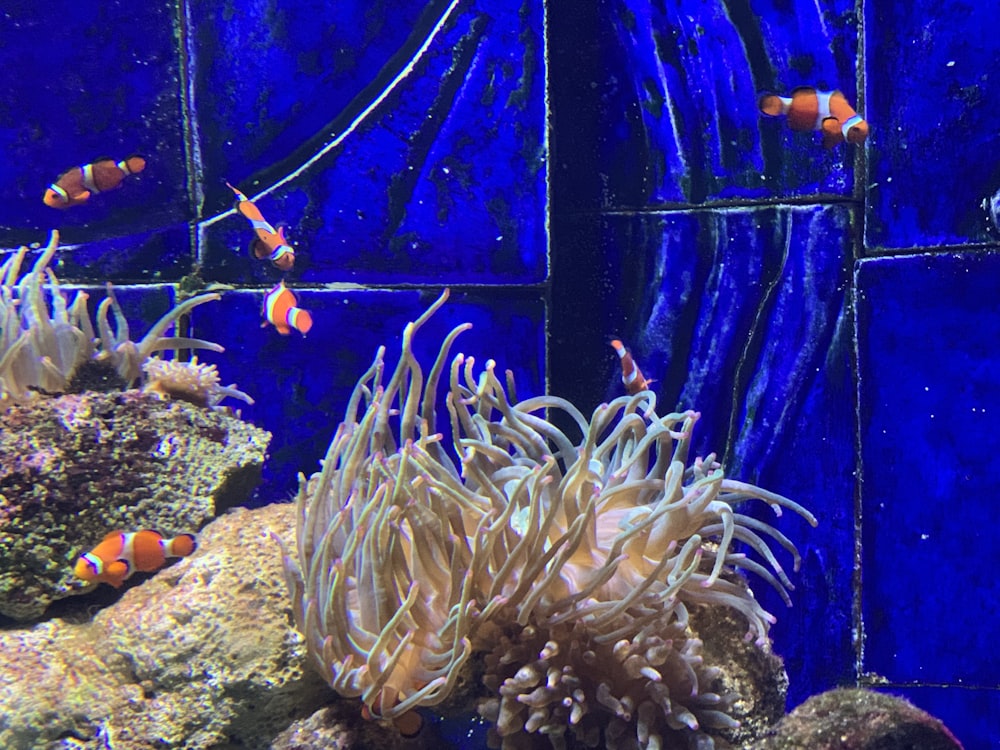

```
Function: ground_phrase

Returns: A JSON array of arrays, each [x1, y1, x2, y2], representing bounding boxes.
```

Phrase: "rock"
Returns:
[[753, 687, 965, 750], [690, 603, 789, 747], [0, 389, 270, 621], [0, 503, 332, 750]]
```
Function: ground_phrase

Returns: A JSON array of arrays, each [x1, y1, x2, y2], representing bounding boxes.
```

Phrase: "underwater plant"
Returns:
[[0, 230, 235, 405], [280, 290, 817, 749]]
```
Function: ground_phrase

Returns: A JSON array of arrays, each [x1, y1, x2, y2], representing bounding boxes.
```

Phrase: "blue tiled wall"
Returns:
[[549, 0, 997, 748], [2, 0, 996, 747]]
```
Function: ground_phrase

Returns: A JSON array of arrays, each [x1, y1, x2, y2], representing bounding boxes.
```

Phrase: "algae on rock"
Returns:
[[0, 505, 330, 750], [0, 390, 270, 621]]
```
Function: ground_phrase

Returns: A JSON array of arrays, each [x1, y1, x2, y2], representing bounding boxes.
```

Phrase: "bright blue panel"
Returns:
[[191, 0, 434, 204], [865, 0, 1000, 248], [0, 4, 189, 242], [198, 0, 545, 285], [574, 0, 859, 209], [550, 206, 856, 707], [54, 225, 193, 283], [857, 252, 1000, 685], [190, 288, 547, 502]]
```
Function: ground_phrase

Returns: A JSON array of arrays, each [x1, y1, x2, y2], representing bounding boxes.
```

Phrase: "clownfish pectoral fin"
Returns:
[[249, 237, 270, 261], [78, 190, 93, 203], [106, 559, 130, 585]]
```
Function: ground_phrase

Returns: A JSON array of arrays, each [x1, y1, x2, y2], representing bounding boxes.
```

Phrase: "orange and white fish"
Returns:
[[610, 339, 652, 395], [74, 530, 197, 588], [758, 87, 869, 148], [226, 181, 296, 271], [263, 281, 313, 336], [43, 156, 146, 209]]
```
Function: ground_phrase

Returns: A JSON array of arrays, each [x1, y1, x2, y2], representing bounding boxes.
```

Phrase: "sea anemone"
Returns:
[[280, 290, 817, 749], [0, 231, 235, 405], [143, 355, 255, 408]]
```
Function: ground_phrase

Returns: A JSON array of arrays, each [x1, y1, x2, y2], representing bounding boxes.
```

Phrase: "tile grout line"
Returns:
[[852, 0, 868, 689]]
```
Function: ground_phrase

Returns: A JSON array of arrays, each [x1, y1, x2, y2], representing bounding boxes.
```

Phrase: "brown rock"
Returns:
[[0, 504, 331, 749], [0, 390, 270, 620], [753, 687, 964, 750]]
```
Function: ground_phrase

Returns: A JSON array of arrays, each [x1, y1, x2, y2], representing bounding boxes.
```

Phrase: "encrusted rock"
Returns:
[[0, 504, 332, 749], [753, 687, 964, 750], [0, 389, 270, 621]]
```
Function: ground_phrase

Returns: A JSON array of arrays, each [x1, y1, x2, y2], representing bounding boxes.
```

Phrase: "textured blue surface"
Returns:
[[0, 4, 189, 244], [857, 252, 1000, 687], [192, 288, 547, 505], [565, 0, 860, 209], [199, 0, 545, 285], [865, 0, 1000, 249]]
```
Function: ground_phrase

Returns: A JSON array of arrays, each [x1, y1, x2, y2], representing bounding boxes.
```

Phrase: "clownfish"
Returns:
[[263, 281, 313, 336], [226, 181, 296, 271], [610, 339, 652, 395], [74, 530, 197, 588], [43, 156, 146, 209], [361, 688, 425, 738], [758, 87, 869, 148]]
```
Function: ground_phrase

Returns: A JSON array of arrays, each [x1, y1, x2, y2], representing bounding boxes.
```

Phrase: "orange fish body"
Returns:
[[263, 281, 313, 336], [610, 339, 652, 395], [226, 182, 296, 271], [44, 156, 146, 209], [758, 87, 869, 148], [74, 530, 197, 588]]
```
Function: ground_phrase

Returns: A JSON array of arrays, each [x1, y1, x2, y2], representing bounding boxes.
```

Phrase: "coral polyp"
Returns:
[[281, 289, 816, 749]]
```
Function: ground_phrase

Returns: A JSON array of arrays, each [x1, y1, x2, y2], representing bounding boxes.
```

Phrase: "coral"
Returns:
[[142, 355, 255, 408], [0, 505, 333, 750], [0, 390, 270, 620], [0, 230, 231, 406], [280, 290, 817, 749]]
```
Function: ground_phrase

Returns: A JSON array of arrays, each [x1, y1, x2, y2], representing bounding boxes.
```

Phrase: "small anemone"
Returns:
[[142, 355, 254, 409]]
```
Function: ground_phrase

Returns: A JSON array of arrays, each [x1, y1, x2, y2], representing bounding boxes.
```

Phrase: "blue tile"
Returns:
[[560, 206, 853, 476], [190, 0, 435, 206], [56, 225, 193, 283], [873, 686, 994, 750], [197, 0, 545, 285], [555, 0, 859, 210], [857, 251, 1000, 686], [190, 287, 547, 503], [0, 4, 189, 240], [551, 206, 856, 707], [865, 0, 1000, 248]]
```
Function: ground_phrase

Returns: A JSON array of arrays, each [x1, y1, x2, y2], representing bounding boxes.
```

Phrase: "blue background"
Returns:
[[1, 0, 995, 746]]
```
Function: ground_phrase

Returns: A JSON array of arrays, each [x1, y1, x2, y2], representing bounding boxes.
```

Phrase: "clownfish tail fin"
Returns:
[[165, 533, 198, 558], [758, 93, 787, 117]]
